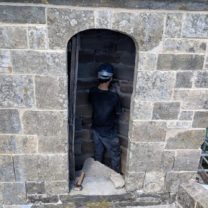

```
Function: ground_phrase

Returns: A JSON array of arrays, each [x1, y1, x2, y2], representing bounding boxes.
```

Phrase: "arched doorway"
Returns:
[[68, 29, 136, 188]]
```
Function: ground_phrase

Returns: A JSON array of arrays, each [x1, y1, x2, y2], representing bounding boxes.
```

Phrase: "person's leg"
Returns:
[[102, 134, 121, 173], [91, 129, 104, 163]]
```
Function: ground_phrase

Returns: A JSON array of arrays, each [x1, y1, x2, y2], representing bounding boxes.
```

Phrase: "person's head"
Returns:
[[97, 64, 114, 84]]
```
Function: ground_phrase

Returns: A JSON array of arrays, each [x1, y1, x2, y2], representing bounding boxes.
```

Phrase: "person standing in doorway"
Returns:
[[89, 64, 122, 173]]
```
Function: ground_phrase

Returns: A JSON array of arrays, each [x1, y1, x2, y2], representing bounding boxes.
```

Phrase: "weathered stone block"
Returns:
[[45, 181, 68, 195], [157, 54, 204, 70], [163, 39, 206, 53], [94, 10, 112, 29], [136, 71, 175, 101], [0, 182, 26, 205], [152, 102, 180, 120], [14, 154, 68, 181], [179, 111, 193, 120], [175, 72, 193, 88], [0, 109, 21, 133], [131, 121, 166, 142], [167, 121, 192, 129], [174, 150, 201, 171], [0, 135, 37, 154], [0, 50, 12, 73], [35, 76, 67, 109], [0, 6, 45, 24], [132, 100, 152, 120], [125, 172, 145, 191], [12, 51, 66, 76], [0, 156, 15, 182], [165, 129, 205, 149], [38, 136, 67, 153], [0, 27, 27, 49], [195, 71, 208, 88], [116, 13, 164, 51], [128, 142, 165, 172], [165, 13, 182, 38], [165, 171, 197, 193], [47, 8, 94, 49], [26, 181, 45, 194], [0, 75, 34, 108], [28, 26, 48, 49], [182, 14, 208, 38], [193, 111, 208, 128], [138, 53, 157, 70], [174, 90, 208, 110], [22, 111, 67, 136], [143, 171, 165, 193]]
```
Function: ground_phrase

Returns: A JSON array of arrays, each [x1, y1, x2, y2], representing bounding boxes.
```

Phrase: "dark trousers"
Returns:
[[91, 129, 121, 173]]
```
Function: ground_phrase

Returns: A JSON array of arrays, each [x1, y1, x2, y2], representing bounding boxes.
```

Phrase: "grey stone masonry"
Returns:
[[0, 2, 208, 205]]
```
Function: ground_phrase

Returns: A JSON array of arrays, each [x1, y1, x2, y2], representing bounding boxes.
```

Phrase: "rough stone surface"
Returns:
[[0, 182, 26, 205], [22, 111, 67, 136], [38, 136, 67, 153], [110, 172, 125, 189], [165, 129, 205, 149], [179, 111, 193, 120], [0, 27, 27, 49], [132, 100, 152, 120], [0, 109, 21, 133], [182, 14, 208, 38], [163, 39, 206, 53], [175, 72, 193, 88], [0, 6, 45, 24], [0, 156, 15, 182], [125, 172, 145, 191], [47, 8, 94, 49], [0, 50, 12, 73], [131, 121, 166, 142], [45, 181, 68, 195], [152, 102, 180, 120], [143, 171, 165, 193], [0, 75, 34, 108], [12, 51, 66, 76], [136, 71, 175, 101], [26, 181, 45, 194], [167, 121, 192, 129], [193, 111, 208, 128], [14, 154, 68, 181], [138, 53, 157, 70], [28, 26, 48, 49], [0, 135, 37, 154], [195, 71, 208, 88], [165, 13, 182, 38], [173, 150, 201, 171], [157, 54, 204, 70], [113, 12, 164, 51], [174, 90, 208, 110], [35, 76, 67, 109]]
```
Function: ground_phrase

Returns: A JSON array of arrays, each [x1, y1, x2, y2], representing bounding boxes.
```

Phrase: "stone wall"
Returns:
[[0, 2, 208, 206]]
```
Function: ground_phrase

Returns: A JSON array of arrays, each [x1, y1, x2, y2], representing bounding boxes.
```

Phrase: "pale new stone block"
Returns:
[[35, 76, 67, 110], [0, 50, 12, 73], [165, 129, 205, 149], [22, 111, 67, 136], [0, 109, 21, 133], [0, 75, 34, 108], [143, 171, 165, 193], [179, 111, 193, 120], [174, 90, 208, 110], [28, 26, 48, 49], [131, 121, 166, 142], [164, 13, 183, 38], [138, 53, 157, 70], [94, 10, 112, 29], [157, 54, 204, 70], [0, 27, 27, 49], [136, 71, 175, 101], [0, 135, 37, 154], [182, 14, 208, 38], [152, 102, 180, 120]]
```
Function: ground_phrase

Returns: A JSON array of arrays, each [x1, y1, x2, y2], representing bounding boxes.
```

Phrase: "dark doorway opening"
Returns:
[[68, 29, 136, 182]]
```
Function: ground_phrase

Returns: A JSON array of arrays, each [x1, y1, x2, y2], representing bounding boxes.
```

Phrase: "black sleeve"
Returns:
[[88, 88, 92, 104]]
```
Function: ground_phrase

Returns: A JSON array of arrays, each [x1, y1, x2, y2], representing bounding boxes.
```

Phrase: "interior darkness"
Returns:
[[70, 29, 136, 175]]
